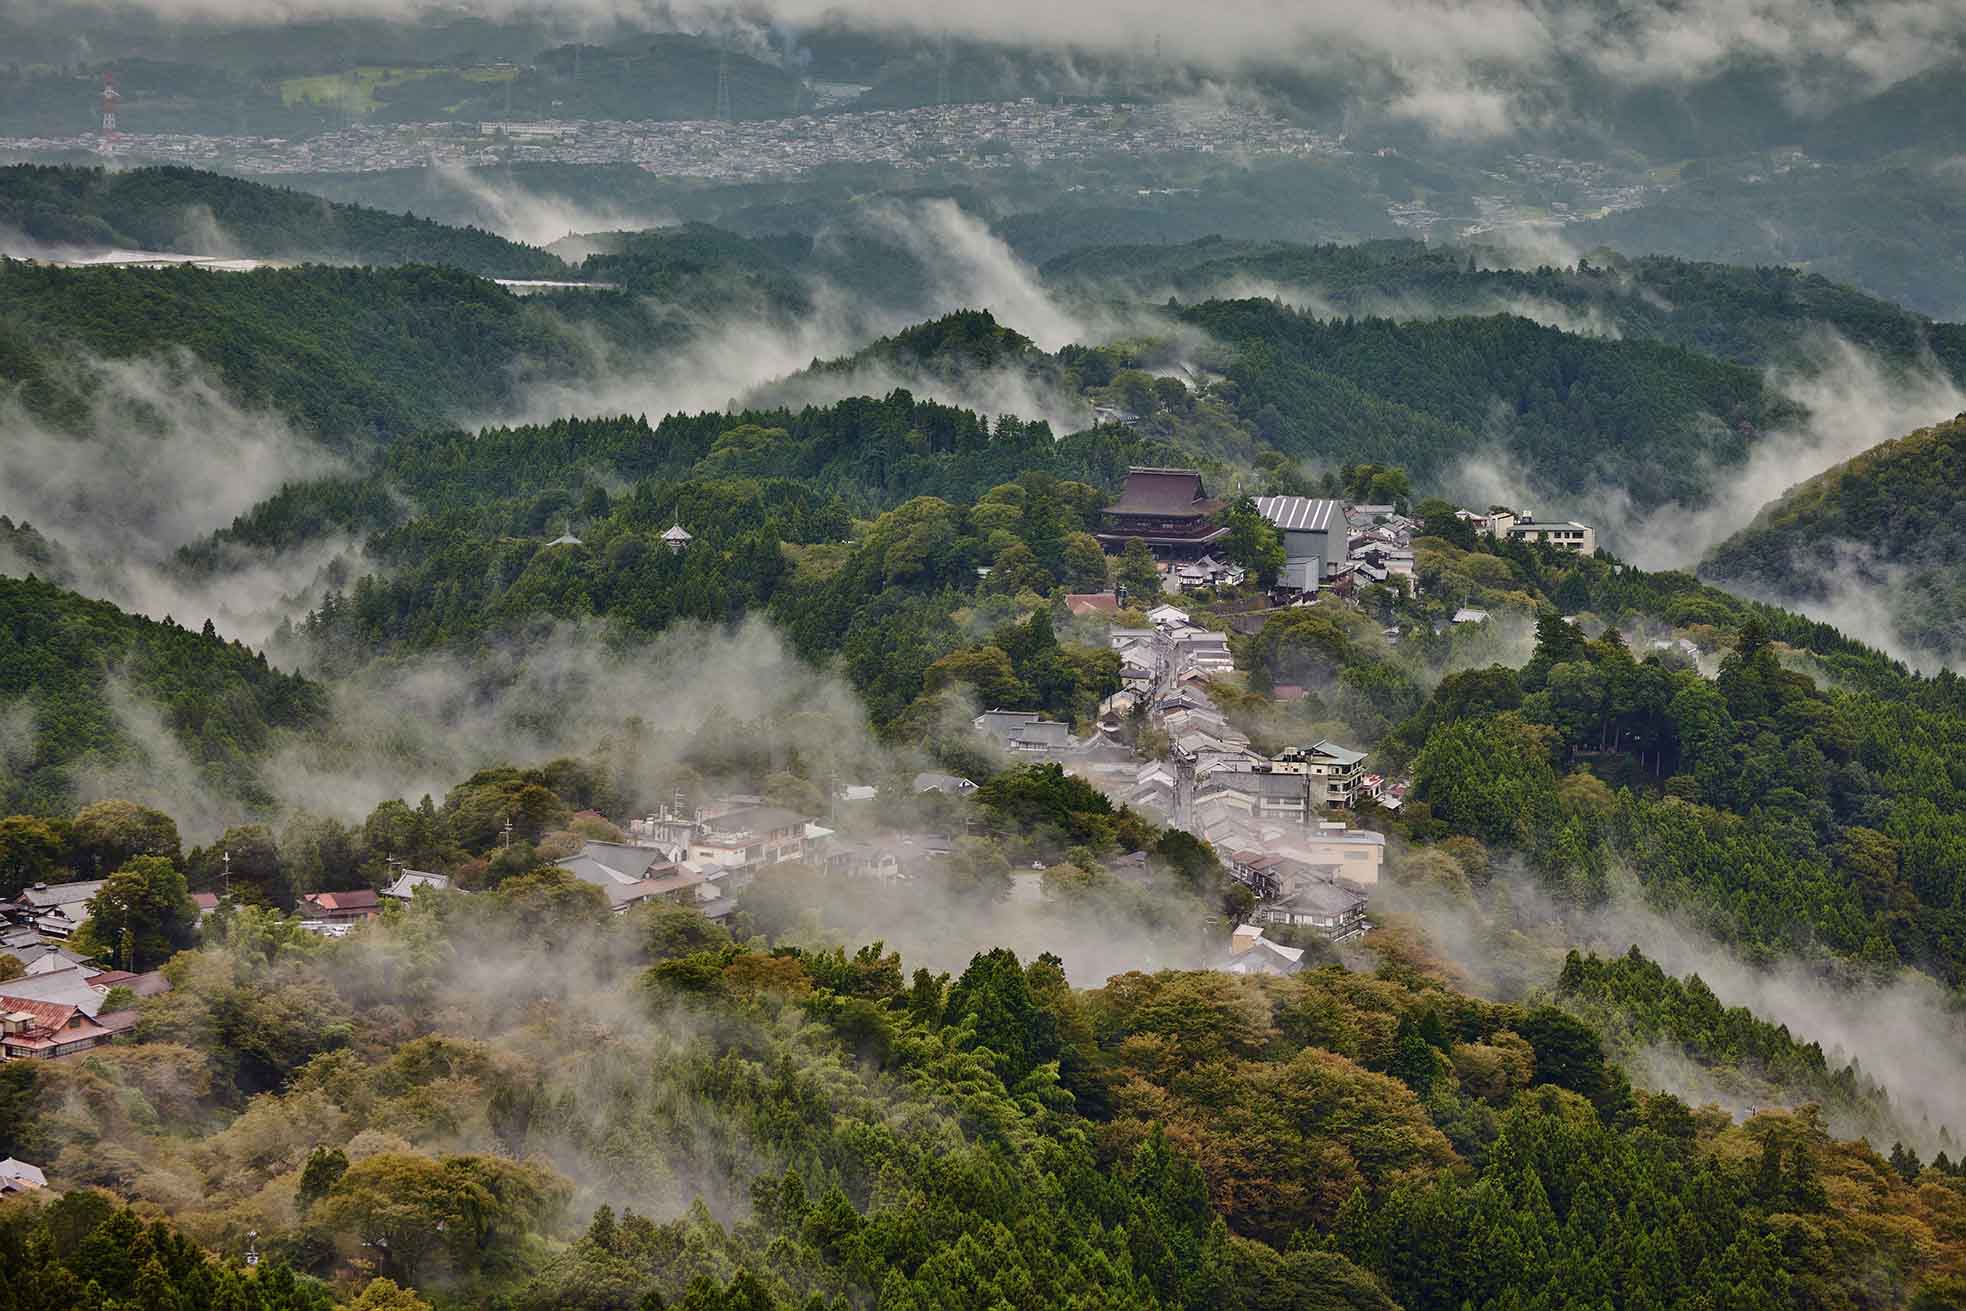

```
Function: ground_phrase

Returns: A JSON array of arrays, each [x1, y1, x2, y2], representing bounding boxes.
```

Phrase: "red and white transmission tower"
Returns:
[[99, 72, 122, 149]]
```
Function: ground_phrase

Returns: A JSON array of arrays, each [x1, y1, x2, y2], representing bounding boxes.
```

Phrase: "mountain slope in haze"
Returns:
[[372, 34, 801, 124], [0, 165, 566, 279], [1048, 238, 1966, 381], [1701, 413, 1966, 661], [0, 574, 324, 814], [0, 260, 657, 442], [1573, 151, 1966, 323]]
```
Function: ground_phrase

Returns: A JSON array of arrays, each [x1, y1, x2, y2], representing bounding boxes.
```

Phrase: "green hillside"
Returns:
[[0, 260, 647, 442], [1177, 298, 1799, 508], [0, 165, 566, 278], [0, 574, 324, 813], [1701, 413, 1966, 659]]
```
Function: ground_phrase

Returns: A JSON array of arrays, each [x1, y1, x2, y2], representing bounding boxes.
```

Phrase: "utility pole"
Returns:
[[501, 817, 514, 849], [221, 850, 230, 899], [714, 39, 733, 122], [98, 71, 120, 154]]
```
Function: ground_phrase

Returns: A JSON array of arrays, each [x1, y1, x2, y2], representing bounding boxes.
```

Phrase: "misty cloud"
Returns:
[[1378, 860, 1966, 1155], [1590, 334, 1965, 579], [497, 199, 1113, 432], [0, 350, 351, 644], [261, 616, 894, 832], [47, 0, 1965, 137], [426, 161, 675, 251]]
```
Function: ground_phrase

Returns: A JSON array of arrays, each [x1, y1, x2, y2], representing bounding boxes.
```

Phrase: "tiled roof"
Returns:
[[1108, 468, 1216, 516], [303, 889, 381, 912], [18, 880, 104, 908]]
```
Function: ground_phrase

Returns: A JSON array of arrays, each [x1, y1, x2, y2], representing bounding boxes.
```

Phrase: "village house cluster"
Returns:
[[972, 464, 1605, 969], [1, 887, 169, 1061]]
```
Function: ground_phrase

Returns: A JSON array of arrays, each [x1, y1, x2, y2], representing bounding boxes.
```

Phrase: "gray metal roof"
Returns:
[[1311, 739, 1367, 766], [1255, 496, 1342, 533], [558, 843, 668, 886]]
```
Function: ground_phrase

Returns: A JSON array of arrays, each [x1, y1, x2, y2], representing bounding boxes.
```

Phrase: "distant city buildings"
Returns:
[[0, 99, 1352, 185]]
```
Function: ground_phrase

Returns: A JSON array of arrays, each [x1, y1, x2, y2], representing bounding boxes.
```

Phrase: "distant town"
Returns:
[[1, 98, 1350, 185], [0, 95, 1664, 240]]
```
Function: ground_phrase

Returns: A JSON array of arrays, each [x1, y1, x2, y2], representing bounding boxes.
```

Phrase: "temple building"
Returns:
[[1096, 467, 1229, 560]]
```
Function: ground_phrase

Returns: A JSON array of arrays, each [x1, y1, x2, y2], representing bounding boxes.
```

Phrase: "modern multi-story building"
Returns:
[[688, 806, 809, 870], [1505, 520, 1597, 554], [1270, 740, 1369, 808]]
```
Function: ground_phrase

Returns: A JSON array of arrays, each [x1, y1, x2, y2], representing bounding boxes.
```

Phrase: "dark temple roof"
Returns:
[[1106, 468, 1221, 518]]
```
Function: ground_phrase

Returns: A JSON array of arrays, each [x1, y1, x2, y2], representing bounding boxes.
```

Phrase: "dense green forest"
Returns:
[[0, 166, 565, 278], [1392, 601, 1966, 982], [1175, 299, 1799, 507], [0, 575, 324, 814], [1700, 415, 1966, 664]]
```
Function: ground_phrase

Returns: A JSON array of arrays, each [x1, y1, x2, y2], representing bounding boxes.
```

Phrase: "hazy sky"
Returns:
[[36, 0, 1966, 95]]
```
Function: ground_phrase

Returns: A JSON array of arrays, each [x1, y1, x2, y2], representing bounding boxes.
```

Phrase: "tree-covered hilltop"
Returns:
[[0, 166, 568, 279], [1389, 608, 1966, 984], [1046, 238, 1966, 379], [567, 219, 960, 326], [1700, 414, 1966, 663], [182, 383, 1966, 991], [0, 575, 324, 814]]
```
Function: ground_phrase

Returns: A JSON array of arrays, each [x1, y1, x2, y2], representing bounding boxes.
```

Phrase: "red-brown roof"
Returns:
[[301, 889, 381, 913], [0, 995, 110, 1054], [0, 996, 78, 1029], [191, 893, 220, 911], [1065, 593, 1120, 616]]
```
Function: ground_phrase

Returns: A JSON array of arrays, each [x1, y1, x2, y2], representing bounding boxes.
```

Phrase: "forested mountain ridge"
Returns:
[[3, 187, 1956, 507], [0, 165, 567, 279], [1046, 238, 1966, 380], [1700, 413, 1966, 662], [0, 574, 324, 814]]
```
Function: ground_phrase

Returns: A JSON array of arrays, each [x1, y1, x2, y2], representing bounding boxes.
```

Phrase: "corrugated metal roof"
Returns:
[[1255, 496, 1341, 533]]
